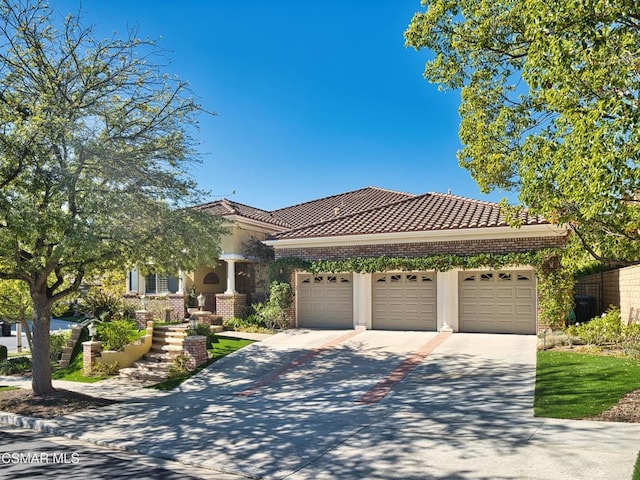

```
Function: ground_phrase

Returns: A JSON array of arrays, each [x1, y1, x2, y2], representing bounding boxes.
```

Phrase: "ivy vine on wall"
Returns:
[[269, 249, 574, 330]]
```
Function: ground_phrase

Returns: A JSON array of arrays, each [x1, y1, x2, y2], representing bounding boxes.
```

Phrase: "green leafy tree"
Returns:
[[406, 0, 640, 264], [0, 0, 224, 394], [0, 279, 33, 349], [0, 279, 67, 351]]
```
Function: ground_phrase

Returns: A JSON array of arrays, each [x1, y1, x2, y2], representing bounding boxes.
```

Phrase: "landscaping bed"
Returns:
[[0, 388, 117, 418]]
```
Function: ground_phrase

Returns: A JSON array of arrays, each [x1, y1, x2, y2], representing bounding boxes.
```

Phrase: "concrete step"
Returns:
[[118, 367, 167, 383], [144, 352, 175, 364], [128, 361, 173, 374], [152, 337, 185, 348], [154, 324, 189, 332], [151, 343, 184, 355]]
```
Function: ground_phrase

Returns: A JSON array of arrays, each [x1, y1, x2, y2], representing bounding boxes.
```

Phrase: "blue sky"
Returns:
[[54, 0, 511, 210]]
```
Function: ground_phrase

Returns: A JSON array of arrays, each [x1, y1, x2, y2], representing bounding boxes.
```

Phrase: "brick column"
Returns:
[[168, 294, 186, 321], [183, 336, 208, 370], [190, 311, 222, 326], [82, 340, 102, 375], [215, 293, 247, 321], [135, 310, 154, 329]]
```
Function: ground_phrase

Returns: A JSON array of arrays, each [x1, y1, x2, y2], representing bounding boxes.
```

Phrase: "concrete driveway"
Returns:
[[2, 330, 640, 479]]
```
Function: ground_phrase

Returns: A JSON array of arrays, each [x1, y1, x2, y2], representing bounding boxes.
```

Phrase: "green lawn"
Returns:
[[150, 335, 254, 391], [52, 351, 106, 382], [51, 327, 107, 383], [535, 351, 640, 418], [0, 386, 18, 392], [634, 451, 640, 480]]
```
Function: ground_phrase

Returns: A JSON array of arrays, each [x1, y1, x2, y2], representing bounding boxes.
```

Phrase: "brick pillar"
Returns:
[[135, 310, 154, 329], [215, 293, 247, 321], [168, 294, 186, 321], [82, 340, 102, 375], [183, 336, 208, 370], [190, 311, 222, 326]]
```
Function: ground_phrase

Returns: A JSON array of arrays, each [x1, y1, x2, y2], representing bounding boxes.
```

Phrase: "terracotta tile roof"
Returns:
[[272, 192, 548, 239], [270, 187, 416, 229], [194, 198, 289, 228], [194, 187, 548, 239]]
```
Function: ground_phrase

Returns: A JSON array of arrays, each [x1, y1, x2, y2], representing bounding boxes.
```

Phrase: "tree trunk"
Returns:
[[30, 289, 54, 395]]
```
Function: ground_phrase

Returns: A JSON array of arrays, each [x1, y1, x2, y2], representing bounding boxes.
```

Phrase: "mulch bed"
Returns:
[[0, 388, 118, 418], [583, 389, 640, 423]]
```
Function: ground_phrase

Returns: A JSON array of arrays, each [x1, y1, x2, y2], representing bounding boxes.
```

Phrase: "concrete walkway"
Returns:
[[2, 330, 640, 479]]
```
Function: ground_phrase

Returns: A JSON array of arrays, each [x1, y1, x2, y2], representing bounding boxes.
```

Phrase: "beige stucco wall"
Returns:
[[220, 225, 270, 256], [188, 264, 227, 295], [94, 321, 154, 368]]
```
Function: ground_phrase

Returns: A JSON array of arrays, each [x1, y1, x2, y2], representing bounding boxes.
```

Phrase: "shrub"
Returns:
[[168, 353, 192, 378], [89, 361, 119, 377], [49, 330, 71, 361], [97, 319, 139, 351], [252, 281, 293, 330], [186, 323, 217, 347], [566, 307, 623, 345], [121, 303, 137, 321], [536, 330, 581, 351], [252, 302, 282, 329], [223, 316, 271, 333], [566, 306, 640, 358], [186, 323, 211, 337], [623, 323, 640, 360], [223, 317, 244, 331], [79, 290, 124, 321], [0, 345, 7, 361], [0, 356, 32, 375]]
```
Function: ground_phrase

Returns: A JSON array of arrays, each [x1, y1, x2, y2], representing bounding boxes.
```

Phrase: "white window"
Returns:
[[145, 274, 178, 294], [128, 267, 139, 292]]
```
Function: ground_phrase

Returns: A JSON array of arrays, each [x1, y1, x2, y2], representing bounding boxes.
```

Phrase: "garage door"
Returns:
[[297, 273, 353, 328], [372, 272, 437, 330], [459, 270, 537, 334]]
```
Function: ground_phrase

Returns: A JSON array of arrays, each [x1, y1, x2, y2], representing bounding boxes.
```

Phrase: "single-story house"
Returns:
[[126, 186, 567, 333]]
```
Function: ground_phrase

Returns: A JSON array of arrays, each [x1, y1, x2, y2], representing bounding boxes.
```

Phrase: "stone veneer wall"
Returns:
[[124, 294, 186, 322], [575, 265, 640, 325], [274, 236, 566, 262]]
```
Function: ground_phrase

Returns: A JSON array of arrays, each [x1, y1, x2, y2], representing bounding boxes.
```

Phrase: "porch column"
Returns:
[[225, 260, 237, 294], [220, 253, 245, 295], [177, 270, 186, 294]]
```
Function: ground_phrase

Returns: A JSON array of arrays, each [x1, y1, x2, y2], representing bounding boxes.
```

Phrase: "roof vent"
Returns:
[[333, 207, 341, 216]]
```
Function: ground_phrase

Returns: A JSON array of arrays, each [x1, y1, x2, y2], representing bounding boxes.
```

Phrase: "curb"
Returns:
[[0, 410, 257, 479]]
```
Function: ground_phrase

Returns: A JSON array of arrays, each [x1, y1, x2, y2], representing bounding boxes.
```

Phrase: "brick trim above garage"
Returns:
[[274, 235, 566, 262]]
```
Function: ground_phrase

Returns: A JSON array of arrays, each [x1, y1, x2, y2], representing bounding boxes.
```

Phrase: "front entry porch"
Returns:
[[125, 254, 263, 322]]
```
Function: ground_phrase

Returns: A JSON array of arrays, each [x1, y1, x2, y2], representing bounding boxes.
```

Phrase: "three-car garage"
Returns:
[[296, 269, 538, 334]]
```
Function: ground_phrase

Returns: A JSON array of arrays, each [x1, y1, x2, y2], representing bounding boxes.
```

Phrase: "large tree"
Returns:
[[405, 0, 640, 264], [0, 0, 224, 394]]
